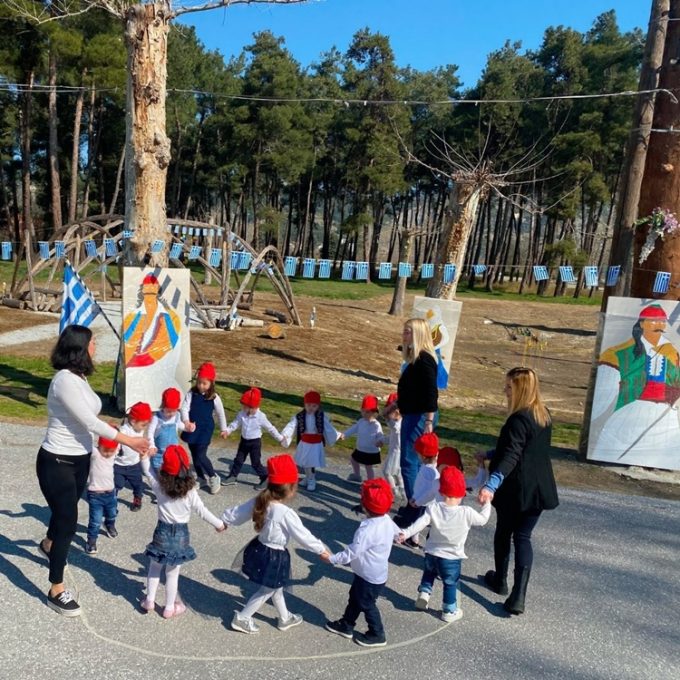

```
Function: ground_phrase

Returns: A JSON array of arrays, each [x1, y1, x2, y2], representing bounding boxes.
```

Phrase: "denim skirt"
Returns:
[[241, 537, 291, 589], [145, 520, 196, 566]]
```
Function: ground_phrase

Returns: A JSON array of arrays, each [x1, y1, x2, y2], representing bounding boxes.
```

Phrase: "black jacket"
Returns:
[[397, 351, 439, 415], [489, 409, 559, 514]]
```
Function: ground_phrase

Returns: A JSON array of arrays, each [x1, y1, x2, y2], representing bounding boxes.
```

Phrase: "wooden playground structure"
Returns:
[[4, 214, 301, 328]]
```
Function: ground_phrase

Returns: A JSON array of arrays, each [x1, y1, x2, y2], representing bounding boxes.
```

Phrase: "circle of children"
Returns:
[[88, 361, 492, 648]]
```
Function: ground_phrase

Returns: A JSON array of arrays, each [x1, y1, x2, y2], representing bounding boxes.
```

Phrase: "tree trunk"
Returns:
[[68, 69, 86, 224], [123, 1, 172, 266], [0, 155, 12, 234], [48, 45, 63, 231], [183, 111, 204, 220], [80, 84, 98, 218], [426, 179, 484, 299], [388, 228, 413, 316], [20, 69, 35, 239]]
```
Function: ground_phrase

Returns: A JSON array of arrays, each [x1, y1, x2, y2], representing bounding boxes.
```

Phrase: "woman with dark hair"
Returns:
[[37, 324, 149, 616], [478, 367, 558, 615]]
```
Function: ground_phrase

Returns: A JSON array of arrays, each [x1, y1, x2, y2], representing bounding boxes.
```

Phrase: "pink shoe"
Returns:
[[141, 599, 155, 613], [163, 601, 187, 619]]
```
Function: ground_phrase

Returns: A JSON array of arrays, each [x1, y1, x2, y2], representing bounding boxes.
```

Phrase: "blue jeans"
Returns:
[[341, 575, 386, 637], [400, 411, 439, 500], [419, 554, 462, 613], [86, 490, 117, 541]]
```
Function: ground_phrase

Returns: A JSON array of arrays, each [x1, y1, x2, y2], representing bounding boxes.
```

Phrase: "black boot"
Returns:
[[484, 555, 510, 595], [504, 567, 531, 614]]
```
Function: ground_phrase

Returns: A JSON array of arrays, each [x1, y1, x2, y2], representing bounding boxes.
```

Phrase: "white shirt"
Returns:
[[329, 514, 401, 584], [141, 458, 223, 528], [412, 462, 440, 506], [180, 391, 228, 431], [387, 418, 401, 459], [88, 447, 118, 492], [401, 501, 491, 560], [226, 409, 284, 442], [114, 422, 144, 466], [343, 418, 384, 453], [41, 369, 118, 456], [221, 497, 326, 553]]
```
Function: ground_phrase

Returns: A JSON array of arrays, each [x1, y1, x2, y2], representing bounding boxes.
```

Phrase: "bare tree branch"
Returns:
[[171, 0, 309, 19]]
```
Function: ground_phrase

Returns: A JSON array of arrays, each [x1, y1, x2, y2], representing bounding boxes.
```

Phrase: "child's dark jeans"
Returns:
[[86, 489, 117, 540], [340, 574, 386, 637]]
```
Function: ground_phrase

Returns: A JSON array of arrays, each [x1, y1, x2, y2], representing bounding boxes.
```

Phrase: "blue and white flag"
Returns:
[[238, 251, 252, 270], [173, 225, 180, 235], [420, 263, 434, 279], [188, 227, 194, 237], [303, 258, 316, 278], [378, 262, 392, 280], [209, 248, 222, 268], [398, 262, 412, 278], [355, 261, 369, 280], [84, 239, 98, 259], [230, 251, 240, 269], [1, 241, 12, 260], [606, 265, 621, 287], [342, 261, 356, 280], [151, 239, 165, 253], [38, 241, 50, 260], [584, 266, 599, 288], [123, 230, 134, 239], [104, 238, 117, 258], [559, 265, 576, 283], [169, 242, 183, 260], [653, 271, 671, 294], [318, 259, 331, 279], [443, 263, 456, 284], [181, 226, 188, 236], [202, 228, 208, 237], [533, 265, 549, 282], [54, 241, 65, 259], [473, 264, 486, 276], [188, 245, 202, 261], [59, 263, 100, 333], [284, 256, 298, 277]]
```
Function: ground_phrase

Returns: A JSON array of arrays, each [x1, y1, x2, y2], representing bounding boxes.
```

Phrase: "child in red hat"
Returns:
[[85, 432, 120, 555], [338, 394, 384, 484], [221, 454, 329, 634], [114, 401, 153, 512], [221, 387, 285, 490], [180, 362, 228, 495], [382, 393, 405, 502], [398, 466, 491, 623], [323, 478, 401, 648], [140, 444, 225, 619], [148, 388, 189, 472], [280, 390, 339, 492]]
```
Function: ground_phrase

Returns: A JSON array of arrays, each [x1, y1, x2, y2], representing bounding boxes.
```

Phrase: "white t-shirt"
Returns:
[[114, 422, 144, 466], [343, 418, 384, 453], [88, 447, 117, 492], [412, 462, 440, 506]]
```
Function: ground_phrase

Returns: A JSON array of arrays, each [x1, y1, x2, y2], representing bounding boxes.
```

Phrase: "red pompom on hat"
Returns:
[[161, 387, 181, 410], [439, 466, 467, 498], [438, 446, 464, 471], [361, 394, 379, 411], [142, 273, 159, 286], [98, 434, 118, 450], [197, 362, 216, 382], [361, 478, 394, 516], [304, 390, 321, 405], [639, 304, 667, 320], [241, 387, 262, 409], [161, 444, 191, 477], [128, 401, 152, 422], [414, 432, 440, 458], [267, 454, 299, 485], [386, 392, 399, 407]]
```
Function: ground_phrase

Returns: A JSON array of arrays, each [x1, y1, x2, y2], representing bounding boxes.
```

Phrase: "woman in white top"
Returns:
[[37, 325, 150, 617]]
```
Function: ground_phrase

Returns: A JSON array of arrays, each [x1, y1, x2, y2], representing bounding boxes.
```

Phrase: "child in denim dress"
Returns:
[[140, 445, 225, 619], [148, 388, 189, 471]]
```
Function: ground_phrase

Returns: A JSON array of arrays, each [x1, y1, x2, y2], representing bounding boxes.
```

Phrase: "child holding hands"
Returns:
[[148, 388, 190, 471], [382, 393, 405, 502], [339, 394, 384, 483], [115, 401, 152, 512]]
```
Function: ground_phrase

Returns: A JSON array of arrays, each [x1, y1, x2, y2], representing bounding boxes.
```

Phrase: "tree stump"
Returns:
[[266, 323, 285, 339]]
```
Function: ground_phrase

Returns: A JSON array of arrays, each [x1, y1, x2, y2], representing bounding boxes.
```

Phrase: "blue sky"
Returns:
[[179, 0, 648, 88]]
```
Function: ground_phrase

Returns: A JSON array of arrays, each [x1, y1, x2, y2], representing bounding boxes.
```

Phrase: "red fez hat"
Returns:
[[197, 362, 216, 381], [161, 387, 181, 410], [639, 304, 667, 320], [241, 387, 262, 409], [267, 454, 299, 485], [142, 273, 159, 286], [128, 401, 152, 422], [361, 394, 379, 411], [304, 390, 321, 405], [161, 444, 191, 477], [386, 392, 399, 407], [361, 478, 394, 515], [98, 434, 118, 450], [414, 432, 440, 458], [438, 446, 464, 471], [439, 466, 467, 498]]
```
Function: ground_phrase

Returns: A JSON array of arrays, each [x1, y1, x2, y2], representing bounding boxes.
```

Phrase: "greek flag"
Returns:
[[188, 227, 194, 237], [39, 241, 50, 260], [355, 261, 369, 280], [606, 265, 621, 287], [533, 265, 549, 282], [202, 228, 209, 237], [559, 266, 576, 283], [378, 262, 392, 279], [341, 261, 356, 280], [104, 238, 117, 257], [443, 264, 456, 284], [173, 225, 180, 235], [318, 259, 331, 278], [303, 258, 316, 278], [151, 239, 165, 253], [420, 263, 434, 279], [284, 256, 298, 277], [584, 266, 599, 288], [84, 240, 98, 259], [473, 264, 486, 276], [123, 230, 134, 239], [209, 248, 222, 268], [398, 262, 412, 278], [54, 241, 65, 259], [169, 242, 183, 260], [1, 241, 12, 260], [653, 271, 671, 294], [238, 251, 252, 270], [59, 263, 101, 333], [188, 245, 202, 261]]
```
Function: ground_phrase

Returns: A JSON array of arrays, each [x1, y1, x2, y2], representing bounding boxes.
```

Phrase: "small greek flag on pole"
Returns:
[[443, 264, 456, 284], [169, 242, 183, 260], [230, 251, 240, 269], [123, 230, 134, 239], [533, 265, 549, 282], [378, 262, 392, 279], [355, 261, 369, 280], [342, 261, 356, 280], [1, 242, 11, 260], [284, 257, 298, 277], [238, 251, 252, 270], [188, 245, 202, 260], [303, 258, 316, 278], [653, 271, 671, 294], [606, 265, 621, 287], [151, 239, 165, 253], [209, 248, 222, 267], [59, 262, 101, 333], [54, 241, 65, 259], [84, 240, 98, 258], [318, 259, 331, 278], [473, 264, 486, 276], [104, 238, 117, 257], [38, 241, 50, 260], [420, 263, 434, 279], [188, 227, 194, 237], [398, 262, 412, 278], [173, 225, 180, 235], [584, 266, 599, 288], [559, 265, 576, 283]]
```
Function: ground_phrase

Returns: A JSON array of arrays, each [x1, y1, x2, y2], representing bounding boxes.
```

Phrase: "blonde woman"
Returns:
[[384, 318, 439, 528], [478, 367, 559, 615]]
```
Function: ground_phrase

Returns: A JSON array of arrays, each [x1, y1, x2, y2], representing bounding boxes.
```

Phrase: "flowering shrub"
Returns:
[[637, 208, 680, 264]]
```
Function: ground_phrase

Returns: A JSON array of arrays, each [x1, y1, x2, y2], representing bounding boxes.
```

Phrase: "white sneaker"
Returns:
[[277, 613, 303, 631], [209, 475, 221, 494], [306, 477, 317, 491], [415, 591, 430, 610], [441, 608, 463, 623], [231, 613, 260, 634]]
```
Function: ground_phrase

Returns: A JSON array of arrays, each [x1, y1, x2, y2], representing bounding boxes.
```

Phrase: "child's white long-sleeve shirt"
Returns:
[[343, 418, 383, 453], [226, 409, 283, 441], [400, 501, 491, 560], [180, 392, 228, 431], [412, 462, 440, 506], [114, 422, 144, 466]]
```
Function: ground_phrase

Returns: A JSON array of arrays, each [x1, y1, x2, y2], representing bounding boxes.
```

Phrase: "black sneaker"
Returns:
[[85, 539, 97, 555], [221, 476, 238, 487], [325, 619, 354, 639], [47, 589, 81, 617], [131, 497, 142, 512], [353, 631, 386, 647], [104, 524, 118, 539]]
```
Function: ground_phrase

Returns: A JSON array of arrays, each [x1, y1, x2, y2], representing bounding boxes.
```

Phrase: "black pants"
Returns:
[[114, 462, 144, 498], [494, 508, 542, 572], [341, 574, 385, 637], [188, 442, 216, 479], [230, 437, 267, 479], [36, 447, 91, 584]]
